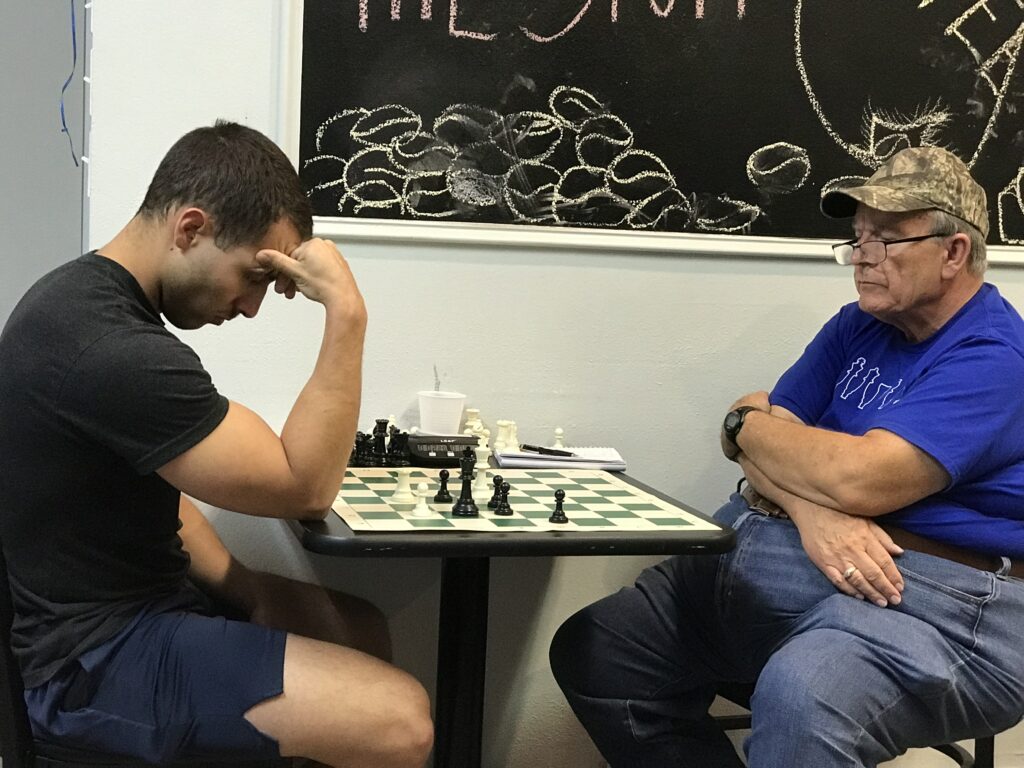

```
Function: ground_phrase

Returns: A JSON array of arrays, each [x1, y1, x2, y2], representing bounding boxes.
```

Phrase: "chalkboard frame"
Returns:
[[276, 3, 1024, 266]]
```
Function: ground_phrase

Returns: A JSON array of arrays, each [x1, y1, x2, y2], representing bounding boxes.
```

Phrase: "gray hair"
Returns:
[[930, 209, 987, 277]]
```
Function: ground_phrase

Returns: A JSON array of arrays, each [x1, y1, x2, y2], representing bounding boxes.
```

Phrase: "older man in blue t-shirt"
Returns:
[[551, 146, 1024, 768]]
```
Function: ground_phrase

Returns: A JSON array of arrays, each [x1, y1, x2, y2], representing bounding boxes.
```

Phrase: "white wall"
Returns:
[[82, 2, 1024, 766], [0, 0, 85, 328]]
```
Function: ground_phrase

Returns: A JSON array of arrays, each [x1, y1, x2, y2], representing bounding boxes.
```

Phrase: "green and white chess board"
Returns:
[[333, 467, 717, 533]]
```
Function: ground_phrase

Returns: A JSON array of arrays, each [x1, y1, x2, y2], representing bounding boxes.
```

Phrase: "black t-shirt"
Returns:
[[0, 253, 229, 687]]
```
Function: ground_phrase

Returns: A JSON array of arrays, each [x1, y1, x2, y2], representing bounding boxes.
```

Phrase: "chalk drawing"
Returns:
[[649, 0, 676, 18], [521, 0, 595, 43], [795, 0, 1022, 170], [303, 85, 764, 232], [695, 0, 745, 19], [998, 166, 1024, 244], [746, 142, 811, 194], [449, 0, 496, 40], [941, 0, 1023, 166]]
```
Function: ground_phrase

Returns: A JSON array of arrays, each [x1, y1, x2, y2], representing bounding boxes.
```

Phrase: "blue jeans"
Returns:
[[550, 494, 1024, 767]]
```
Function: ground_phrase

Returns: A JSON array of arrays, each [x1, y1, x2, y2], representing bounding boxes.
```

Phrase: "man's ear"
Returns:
[[172, 208, 211, 252], [941, 232, 972, 279]]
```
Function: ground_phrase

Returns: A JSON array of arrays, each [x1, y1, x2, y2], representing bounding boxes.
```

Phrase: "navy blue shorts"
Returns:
[[25, 608, 288, 763]]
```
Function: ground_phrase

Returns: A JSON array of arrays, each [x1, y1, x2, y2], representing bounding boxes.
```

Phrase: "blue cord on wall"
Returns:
[[59, 0, 79, 167]]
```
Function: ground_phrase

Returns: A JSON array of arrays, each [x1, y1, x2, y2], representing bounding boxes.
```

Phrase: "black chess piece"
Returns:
[[549, 489, 568, 524], [451, 450, 479, 517], [349, 431, 366, 467], [434, 469, 453, 503], [458, 446, 474, 479], [487, 474, 504, 510], [386, 430, 411, 467], [371, 418, 389, 467], [494, 481, 513, 516]]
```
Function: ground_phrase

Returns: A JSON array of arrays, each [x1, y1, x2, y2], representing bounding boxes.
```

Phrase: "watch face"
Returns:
[[724, 411, 742, 435]]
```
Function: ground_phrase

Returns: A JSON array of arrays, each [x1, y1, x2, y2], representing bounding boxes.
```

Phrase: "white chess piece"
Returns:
[[473, 467, 490, 496], [507, 422, 521, 452], [495, 420, 512, 448], [474, 444, 490, 470], [412, 482, 433, 517], [392, 467, 416, 504], [553, 427, 565, 449], [463, 407, 482, 433]]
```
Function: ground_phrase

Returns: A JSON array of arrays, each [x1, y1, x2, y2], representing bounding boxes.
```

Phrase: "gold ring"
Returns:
[[843, 565, 858, 579]]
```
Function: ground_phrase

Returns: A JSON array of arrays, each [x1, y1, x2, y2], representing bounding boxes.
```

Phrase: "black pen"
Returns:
[[519, 444, 576, 457]]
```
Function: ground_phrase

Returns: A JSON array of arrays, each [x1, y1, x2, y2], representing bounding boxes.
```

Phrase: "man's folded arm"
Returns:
[[735, 407, 949, 517]]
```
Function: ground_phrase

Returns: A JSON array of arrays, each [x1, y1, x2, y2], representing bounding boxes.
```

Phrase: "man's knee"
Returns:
[[549, 605, 602, 697], [377, 673, 434, 768]]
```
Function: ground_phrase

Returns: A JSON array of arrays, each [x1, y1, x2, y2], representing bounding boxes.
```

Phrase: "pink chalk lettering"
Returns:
[[521, 0, 594, 42], [696, 0, 746, 19], [449, 0, 496, 40], [359, 0, 369, 31], [649, 0, 675, 16], [422, 0, 431, 20], [611, 0, 619, 22], [392, 0, 401, 19]]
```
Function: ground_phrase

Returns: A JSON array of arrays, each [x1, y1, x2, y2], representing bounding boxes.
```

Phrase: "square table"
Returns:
[[288, 470, 734, 768]]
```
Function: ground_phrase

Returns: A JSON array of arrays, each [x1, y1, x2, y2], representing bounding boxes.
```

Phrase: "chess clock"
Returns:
[[406, 434, 480, 467]]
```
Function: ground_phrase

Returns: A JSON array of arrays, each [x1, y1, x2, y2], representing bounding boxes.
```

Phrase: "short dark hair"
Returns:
[[137, 121, 313, 247]]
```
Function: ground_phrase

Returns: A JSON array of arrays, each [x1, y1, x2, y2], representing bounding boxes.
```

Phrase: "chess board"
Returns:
[[332, 467, 718, 533]]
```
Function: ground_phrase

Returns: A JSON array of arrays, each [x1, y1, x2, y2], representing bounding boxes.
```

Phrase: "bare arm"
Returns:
[[159, 239, 367, 520], [725, 391, 949, 517], [177, 495, 256, 615]]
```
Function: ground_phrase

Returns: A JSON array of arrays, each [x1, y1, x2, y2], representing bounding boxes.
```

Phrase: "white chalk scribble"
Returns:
[[303, 85, 764, 233]]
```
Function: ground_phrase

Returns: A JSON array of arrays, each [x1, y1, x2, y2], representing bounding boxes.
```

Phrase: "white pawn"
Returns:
[[473, 467, 490, 497], [495, 420, 512, 448], [412, 482, 433, 517], [392, 467, 416, 504], [553, 427, 565, 449], [506, 421, 521, 452]]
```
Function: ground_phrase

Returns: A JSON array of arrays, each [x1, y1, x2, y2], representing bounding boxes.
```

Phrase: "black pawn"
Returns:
[[549, 489, 568, 524], [434, 469, 453, 503], [494, 481, 513, 516], [487, 474, 504, 510], [451, 450, 479, 517]]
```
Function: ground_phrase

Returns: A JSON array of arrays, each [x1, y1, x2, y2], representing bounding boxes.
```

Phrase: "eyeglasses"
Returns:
[[832, 233, 944, 266]]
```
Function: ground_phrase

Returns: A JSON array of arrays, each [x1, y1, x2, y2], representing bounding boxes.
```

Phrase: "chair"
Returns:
[[715, 682, 995, 767], [0, 550, 287, 768]]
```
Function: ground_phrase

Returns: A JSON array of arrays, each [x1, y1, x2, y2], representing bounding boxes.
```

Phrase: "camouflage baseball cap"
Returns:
[[820, 146, 989, 237]]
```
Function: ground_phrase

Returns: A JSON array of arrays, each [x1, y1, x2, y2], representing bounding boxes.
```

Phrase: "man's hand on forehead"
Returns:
[[255, 249, 297, 299]]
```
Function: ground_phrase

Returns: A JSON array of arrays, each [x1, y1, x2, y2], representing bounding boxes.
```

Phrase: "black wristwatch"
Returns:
[[722, 405, 758, 448]]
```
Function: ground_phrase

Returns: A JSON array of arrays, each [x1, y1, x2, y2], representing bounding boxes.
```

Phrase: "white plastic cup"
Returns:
[[417, 390, 467, 435]]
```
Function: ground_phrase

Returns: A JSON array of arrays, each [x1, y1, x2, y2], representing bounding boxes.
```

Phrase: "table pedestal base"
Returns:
[[433, 557, 490, 768]]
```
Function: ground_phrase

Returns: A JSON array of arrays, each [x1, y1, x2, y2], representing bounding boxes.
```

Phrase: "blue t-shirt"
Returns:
[[770, 283, 1024, 557]]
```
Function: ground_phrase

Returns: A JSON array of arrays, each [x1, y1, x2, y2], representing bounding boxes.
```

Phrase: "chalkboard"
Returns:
[[298, 1, 1024, 245]]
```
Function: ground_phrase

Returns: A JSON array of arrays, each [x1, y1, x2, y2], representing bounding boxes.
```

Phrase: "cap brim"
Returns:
[[820, 186, 934, 220]]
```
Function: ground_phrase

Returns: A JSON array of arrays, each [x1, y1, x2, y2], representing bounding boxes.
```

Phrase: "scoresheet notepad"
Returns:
[[333, 467, 717, 533]]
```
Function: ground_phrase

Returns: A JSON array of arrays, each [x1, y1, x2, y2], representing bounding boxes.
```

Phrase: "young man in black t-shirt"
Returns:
[[0, 122, 432, 767]]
